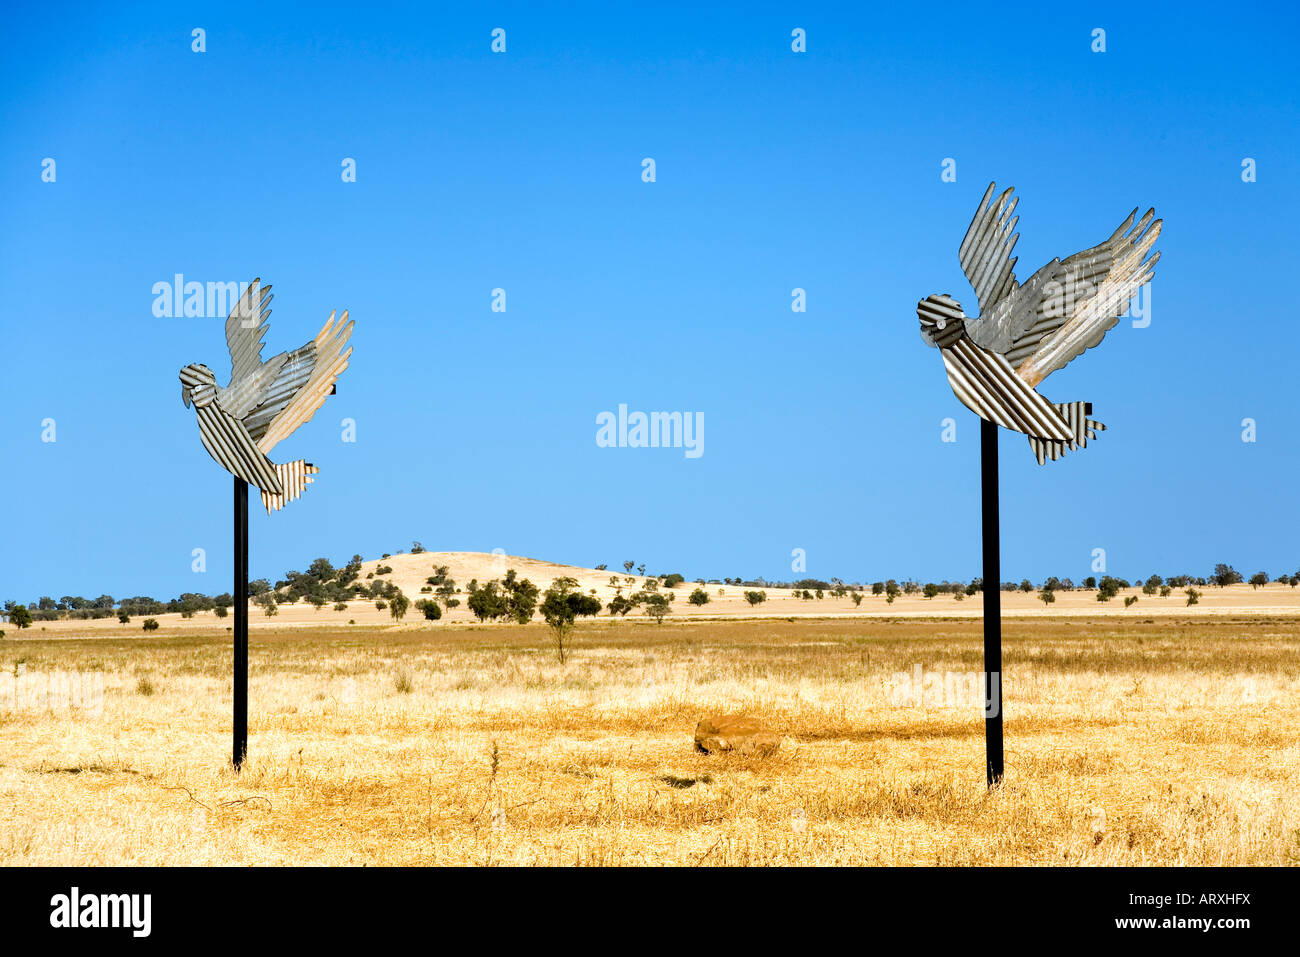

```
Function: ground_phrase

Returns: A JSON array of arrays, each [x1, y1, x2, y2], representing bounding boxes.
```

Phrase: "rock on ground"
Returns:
[[694, 714, 780, 756]]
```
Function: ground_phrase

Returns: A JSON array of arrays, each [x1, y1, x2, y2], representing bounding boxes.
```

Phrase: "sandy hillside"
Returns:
[[12, 550, 1300, 638]]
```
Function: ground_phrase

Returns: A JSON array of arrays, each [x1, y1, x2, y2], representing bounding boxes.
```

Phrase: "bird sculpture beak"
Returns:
[[181, 383, 192, 408]]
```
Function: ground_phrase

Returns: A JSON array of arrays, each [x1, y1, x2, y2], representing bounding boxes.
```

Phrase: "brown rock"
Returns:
[[694, 714, 780, 757]]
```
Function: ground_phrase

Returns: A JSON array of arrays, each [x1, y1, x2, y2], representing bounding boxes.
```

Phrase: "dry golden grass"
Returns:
[[3, 615, 1300, 865]]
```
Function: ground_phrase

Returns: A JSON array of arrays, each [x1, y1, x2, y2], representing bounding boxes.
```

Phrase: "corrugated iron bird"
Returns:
[[918, 183, 1161, 463], [180, 279, 353, 511]]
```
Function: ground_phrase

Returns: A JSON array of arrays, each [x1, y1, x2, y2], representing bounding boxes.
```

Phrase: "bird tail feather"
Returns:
[[1029, 402, 1105, 465], [260, 460, 318, 513]]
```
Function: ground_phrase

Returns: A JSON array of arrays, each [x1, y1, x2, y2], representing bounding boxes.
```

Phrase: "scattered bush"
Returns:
[[417, 599, 442, 621], [744, 590, 767, 607], [394, 666, 414, 693], [688, 588, 710, 606], [213, 605, 228, 619], [136, 675, 155, 695], [142, 618, 159, 631]]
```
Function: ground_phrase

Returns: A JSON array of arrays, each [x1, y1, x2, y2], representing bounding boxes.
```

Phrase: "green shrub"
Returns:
[[142, 618, 159, 631]]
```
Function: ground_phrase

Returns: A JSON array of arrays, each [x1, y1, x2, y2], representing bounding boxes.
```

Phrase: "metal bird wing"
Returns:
[[225, 278, 274, 387], [1012, 208, 1161, 386], [958, 183, 1020, 318], [961, 185, 1162, 386], [254, 311, 353, 454]]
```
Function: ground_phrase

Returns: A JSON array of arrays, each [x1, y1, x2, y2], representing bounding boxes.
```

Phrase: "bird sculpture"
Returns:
[[179, 279, 353, 511], [918, 183, 1161, 464]]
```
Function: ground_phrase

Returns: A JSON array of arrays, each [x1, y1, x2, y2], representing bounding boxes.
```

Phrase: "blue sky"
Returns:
[[1, 2, 1297, 603]]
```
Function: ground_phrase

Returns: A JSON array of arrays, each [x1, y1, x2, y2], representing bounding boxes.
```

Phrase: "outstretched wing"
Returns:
[[241, 341, 316, 442], [974, 207, 1159, 386], [958, 183, 1020, 318], [1012, 208, 1161, 385], [253, 311, 353, 454], [225, 278, 273, 386]]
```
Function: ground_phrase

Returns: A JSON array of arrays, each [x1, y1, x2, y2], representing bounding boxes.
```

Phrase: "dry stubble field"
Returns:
[[3, 615, 1299, 866]]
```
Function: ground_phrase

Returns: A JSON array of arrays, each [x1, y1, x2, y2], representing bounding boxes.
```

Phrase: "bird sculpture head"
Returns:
[[916, 293, 966, 349], [179, 363, 217, 409]]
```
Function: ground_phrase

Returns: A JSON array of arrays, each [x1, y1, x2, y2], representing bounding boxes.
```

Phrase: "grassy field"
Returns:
[[3, 615, 1299, 866]]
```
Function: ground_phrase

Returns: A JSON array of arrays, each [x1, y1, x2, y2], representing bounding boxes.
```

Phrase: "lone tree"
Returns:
[[389, 591, 410, 621], [540, 577, 602, 663], [8, 604, 32, 629], [743, 590, 767, 607], [1038, 589, 1055, 607], [643, 592, 672, 623], [688, 587, 710, 606]]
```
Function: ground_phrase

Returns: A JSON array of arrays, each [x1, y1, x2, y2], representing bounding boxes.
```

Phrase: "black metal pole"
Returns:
[[981, 419, 1004, 786], [233, 477, 248, 771]]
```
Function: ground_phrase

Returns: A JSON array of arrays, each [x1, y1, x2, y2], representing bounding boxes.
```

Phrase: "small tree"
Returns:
[[923, 583, 940, 599], [643, 592, 672, 623], [852, 593, 863, 607], [142, 618, 159, 631], [416, 599, 442, 621], [118, 609, 131, 624], [389, 592, 410, 621], [1124, 595, 1139, 608], [8, 605, 32, 630], [688, 588, 710, 606], [1186, 588, 1201, 606], [1039, 589, 1055, 607], [744, 590, 767, 607], [541, 577, 602, 663], [214, 605, 228, 619], [1248, 572, 1269, 589]]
